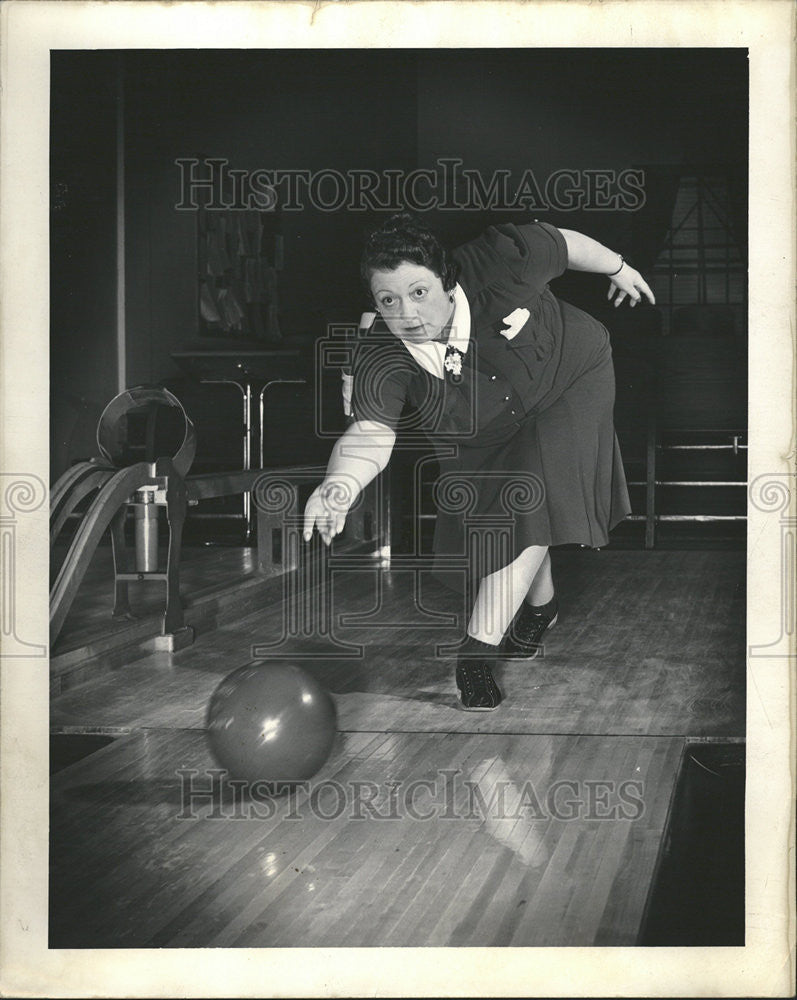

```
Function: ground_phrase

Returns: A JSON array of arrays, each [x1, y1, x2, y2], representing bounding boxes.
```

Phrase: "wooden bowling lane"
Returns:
[[49, 544, 743, 947], [52, 549, 745, 738], [53, 543, 258, 652], [50, 727, 684, 948]]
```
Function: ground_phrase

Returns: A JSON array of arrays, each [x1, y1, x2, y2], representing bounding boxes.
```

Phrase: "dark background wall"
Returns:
[[416, 48, 747, 316], [123, 50, 419, 385], [51, 52, 119, 480], [50, 48, 747, 479]]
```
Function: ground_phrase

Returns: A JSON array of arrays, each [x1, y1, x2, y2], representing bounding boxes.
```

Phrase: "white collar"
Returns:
[[398, 284, 471, 380]]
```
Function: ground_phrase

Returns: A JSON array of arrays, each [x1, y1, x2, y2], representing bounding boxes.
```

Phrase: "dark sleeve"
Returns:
[[516, 221, 568, 288], [351, 338, 414, 431], [454, 220, 568, 301], [488, 221, 568, 296]]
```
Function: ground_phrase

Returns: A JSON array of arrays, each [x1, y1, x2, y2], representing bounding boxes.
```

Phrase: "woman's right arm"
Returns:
[[303, 419, 396, 545]]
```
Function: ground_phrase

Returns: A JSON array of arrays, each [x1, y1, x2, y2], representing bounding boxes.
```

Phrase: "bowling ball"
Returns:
[[206, 662, 337, 785]]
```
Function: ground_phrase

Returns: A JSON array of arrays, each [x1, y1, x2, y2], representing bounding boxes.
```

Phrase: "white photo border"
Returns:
[[1, 1, 794, 996]]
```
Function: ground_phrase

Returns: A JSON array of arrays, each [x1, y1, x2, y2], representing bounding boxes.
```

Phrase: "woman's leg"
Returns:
[[525, 549, 554, 605], [467, 545, 549, 646], [457, 546, 550, 710], [500, 548, 559, 660]]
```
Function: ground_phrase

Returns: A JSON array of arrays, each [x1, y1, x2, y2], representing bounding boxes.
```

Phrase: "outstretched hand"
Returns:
[[303, 481, 353, 546], [607, 264, 656, 308]]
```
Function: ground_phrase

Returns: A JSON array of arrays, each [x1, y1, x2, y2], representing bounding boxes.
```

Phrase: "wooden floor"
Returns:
[[53, 540, 264, 651], [50, 544, 745, 947]]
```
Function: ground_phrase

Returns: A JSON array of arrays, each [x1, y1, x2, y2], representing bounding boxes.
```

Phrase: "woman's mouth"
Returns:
[[403, 324, 435, 342]]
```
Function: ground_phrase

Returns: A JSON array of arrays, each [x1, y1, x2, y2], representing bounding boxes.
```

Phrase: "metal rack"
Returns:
[[625, 427, 747, 547]]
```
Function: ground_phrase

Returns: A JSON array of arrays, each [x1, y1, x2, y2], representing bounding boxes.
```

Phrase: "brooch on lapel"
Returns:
[[499, 307, 531, 341], [444, 345, 463, 379]]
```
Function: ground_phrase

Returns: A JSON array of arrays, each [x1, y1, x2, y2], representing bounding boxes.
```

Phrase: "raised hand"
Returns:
[[607, 264, 656, 308]]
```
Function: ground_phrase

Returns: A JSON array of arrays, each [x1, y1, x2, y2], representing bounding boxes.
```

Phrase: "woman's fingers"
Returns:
[[318, 511, 347, 546], [303, 496, 327, 542], [303, 494, 347, 544], [608, 269, 656, 308], [638, 277, 656, 305], [608, 281, 630, 305], [303, 503, 317, 541], [304, 514, 333, 545]]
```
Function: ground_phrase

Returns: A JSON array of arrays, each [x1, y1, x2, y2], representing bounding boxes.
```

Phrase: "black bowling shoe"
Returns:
[[455, 637, 502, 710], [500, 598, 558, 660]]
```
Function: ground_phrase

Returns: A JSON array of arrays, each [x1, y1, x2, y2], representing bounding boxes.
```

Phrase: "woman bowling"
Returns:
[[303, 212, 654, 711]]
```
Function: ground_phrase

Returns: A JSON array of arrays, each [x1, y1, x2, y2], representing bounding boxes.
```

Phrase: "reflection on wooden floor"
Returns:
[[50, 545, 745, 947]]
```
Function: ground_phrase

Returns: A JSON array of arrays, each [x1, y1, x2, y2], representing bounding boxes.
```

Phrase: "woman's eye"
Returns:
[[380, 296, 394, 308], [412, 288, 426, 299]]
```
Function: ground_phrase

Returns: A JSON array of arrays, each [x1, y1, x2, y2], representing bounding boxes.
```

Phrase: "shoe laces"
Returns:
[[513, 611, 551, 645], [457, 660, 496, 692]]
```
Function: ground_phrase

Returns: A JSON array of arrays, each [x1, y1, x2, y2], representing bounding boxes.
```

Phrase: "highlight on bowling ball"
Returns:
[[206, 661, 337, 786]]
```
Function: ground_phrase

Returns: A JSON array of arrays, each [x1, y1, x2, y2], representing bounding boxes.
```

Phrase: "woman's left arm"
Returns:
[[558, 228, 656, 309]]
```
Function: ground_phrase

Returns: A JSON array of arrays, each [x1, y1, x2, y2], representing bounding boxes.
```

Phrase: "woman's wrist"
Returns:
[[319, 476, 359, 511], [559, 229, 627, 277]]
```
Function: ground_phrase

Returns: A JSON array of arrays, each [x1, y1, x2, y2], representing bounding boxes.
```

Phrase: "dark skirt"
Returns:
[[432, 303, 631, 591]]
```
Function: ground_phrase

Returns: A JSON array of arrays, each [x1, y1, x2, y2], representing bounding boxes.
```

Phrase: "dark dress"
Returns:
[[352, 222, 631, 588]]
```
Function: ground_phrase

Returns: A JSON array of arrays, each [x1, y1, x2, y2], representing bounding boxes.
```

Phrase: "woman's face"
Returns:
[[369, 263, 454, 344]]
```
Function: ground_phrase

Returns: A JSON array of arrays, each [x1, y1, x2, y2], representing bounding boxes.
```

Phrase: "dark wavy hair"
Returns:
[[361, 212, 459, 300]]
